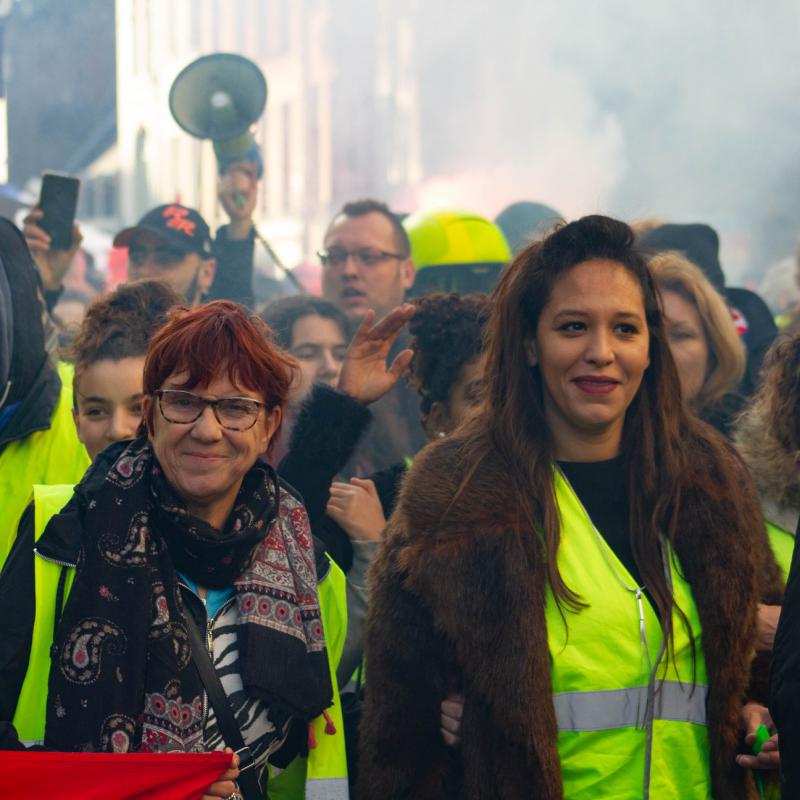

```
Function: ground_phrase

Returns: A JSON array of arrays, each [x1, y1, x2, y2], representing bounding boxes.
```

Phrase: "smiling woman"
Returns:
[[359, 215, 782, 800], [12, 301, 342, 799]]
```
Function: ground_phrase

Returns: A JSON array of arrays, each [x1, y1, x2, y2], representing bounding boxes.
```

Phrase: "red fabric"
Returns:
[[0, 751, 231, 799]]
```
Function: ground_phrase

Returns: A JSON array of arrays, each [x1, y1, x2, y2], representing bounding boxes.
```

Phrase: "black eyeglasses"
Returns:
[[316, 248, 408, 268], [155, 389, 266, 431]]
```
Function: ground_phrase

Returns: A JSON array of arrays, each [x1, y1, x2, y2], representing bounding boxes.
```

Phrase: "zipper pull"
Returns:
[[206, 616, 214, 654]]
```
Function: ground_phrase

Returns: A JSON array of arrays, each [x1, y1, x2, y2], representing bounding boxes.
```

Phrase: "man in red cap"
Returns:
[[112, 203, 216, 307], [24, 203, 217, 308]]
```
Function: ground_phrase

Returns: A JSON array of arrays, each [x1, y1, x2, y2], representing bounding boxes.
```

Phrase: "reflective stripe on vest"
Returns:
[[554, 682, 708, 731], [269, 554, 349, 800], [547, 470, 710, 800], [0, 362, 90, 568], [12, 483, 77, 744]]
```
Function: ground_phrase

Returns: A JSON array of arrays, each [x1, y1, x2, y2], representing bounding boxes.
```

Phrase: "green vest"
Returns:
[[269, 554, 350, 799], [766, 519, 794, 584], [547, 470, 711, 799], [0, 362, 90, 569], [15, 484, 349, 796], [13, 483, 77, 745]]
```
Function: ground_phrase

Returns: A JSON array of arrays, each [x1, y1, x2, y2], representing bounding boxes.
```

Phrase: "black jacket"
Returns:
[[209, 225, 256, 309], [0, 217, 60, 452], [770, 517, 800, 796], [278, 384, 406, 573]]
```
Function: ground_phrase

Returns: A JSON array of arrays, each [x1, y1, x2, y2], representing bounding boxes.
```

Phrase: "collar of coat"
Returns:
[[360, 433, 783, 800]]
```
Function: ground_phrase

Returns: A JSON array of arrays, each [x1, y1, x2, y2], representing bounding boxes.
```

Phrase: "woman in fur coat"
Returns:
[[358, 215, 782, 800]]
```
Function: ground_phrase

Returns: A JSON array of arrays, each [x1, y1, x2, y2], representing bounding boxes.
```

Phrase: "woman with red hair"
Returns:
[[38, 301, 335, 800]]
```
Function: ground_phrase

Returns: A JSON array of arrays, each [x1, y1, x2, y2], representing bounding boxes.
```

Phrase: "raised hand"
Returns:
[[217, 163, 258, 239], [22, 206, 82, 291], [337, 303, 415, 406]]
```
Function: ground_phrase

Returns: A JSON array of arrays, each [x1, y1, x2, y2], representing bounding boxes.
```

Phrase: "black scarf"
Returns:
[[45, 438, 332, 753]]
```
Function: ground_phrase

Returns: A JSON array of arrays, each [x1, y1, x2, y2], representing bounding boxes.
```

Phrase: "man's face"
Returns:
[[321, 212, 415, 323], [126, 231, 215, 306]]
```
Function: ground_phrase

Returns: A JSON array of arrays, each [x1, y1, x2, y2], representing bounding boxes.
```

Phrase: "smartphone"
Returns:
[[38, 172, 80, 250]]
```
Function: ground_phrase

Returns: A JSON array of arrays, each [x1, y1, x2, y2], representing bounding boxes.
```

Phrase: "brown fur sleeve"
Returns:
[[358, 438, 564, 799], [357, 516, 461, 800]]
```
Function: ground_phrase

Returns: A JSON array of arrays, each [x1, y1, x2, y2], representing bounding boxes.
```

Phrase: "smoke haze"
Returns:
[[406, 0, 800, 280]]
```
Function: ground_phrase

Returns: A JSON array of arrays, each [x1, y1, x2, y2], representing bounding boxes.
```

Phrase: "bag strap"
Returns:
[[183, 604, 264, 800]]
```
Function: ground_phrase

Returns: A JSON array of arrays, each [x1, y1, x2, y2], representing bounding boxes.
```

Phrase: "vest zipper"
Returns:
[[33, 548, 76, 568]]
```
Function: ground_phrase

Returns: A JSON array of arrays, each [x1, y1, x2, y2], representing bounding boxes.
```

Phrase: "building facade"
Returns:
[[111, 0, 421, 274]]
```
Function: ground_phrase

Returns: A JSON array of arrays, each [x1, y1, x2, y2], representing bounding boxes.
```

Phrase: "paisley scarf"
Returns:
[[45, 438, 332, 753]]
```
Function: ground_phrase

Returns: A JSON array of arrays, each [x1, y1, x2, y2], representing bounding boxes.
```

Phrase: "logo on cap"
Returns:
[[162, 205, 197, 237]]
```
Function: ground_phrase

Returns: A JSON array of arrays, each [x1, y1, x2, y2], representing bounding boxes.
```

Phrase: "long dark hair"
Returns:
[[459, 215, 737, 663]]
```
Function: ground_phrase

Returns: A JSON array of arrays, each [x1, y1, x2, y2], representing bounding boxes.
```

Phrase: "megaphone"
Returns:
[[169, 53, 267, 167]]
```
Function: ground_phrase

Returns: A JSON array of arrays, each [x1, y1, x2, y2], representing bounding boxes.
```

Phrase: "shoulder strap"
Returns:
[[183, 606, 264, 800]]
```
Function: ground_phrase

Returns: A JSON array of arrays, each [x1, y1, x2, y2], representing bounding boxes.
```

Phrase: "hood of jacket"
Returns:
[[0, 218, 48, 409]]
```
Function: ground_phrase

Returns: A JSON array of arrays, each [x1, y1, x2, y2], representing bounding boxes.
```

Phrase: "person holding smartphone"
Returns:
[[25, 202, 218, 308]]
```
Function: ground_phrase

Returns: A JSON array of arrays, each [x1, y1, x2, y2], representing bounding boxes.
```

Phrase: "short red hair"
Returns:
[[139, 301, 296, 444]]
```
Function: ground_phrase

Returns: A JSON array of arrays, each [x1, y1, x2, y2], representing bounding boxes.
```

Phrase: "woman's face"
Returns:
[[288, 314, 348, 405], [422, 354, 487, 440], [144, 370, 281, 526], [526, 259, 650, 460], [660, 289, 710, 408], [73, 356, 145, 460]]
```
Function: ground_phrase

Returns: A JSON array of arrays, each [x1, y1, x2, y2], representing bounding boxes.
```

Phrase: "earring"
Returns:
[[437, 431, 447, 438]]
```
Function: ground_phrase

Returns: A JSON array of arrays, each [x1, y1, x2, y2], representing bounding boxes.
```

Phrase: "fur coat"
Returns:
[[735, 399, 800, 534], [358, 434, 783, 800]]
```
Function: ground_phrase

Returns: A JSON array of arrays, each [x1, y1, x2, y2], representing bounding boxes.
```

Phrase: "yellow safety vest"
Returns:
[[0, 362, 89, 568], [766, 519, 794, 584], [15, 484, 349, 797], [13, 483, 77, 745], [269, 554, 350, 799], [547, 470, 711, 799]]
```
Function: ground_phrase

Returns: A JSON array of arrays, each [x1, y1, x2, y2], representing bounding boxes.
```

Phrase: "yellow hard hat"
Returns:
[[403, 209, 511, 270]]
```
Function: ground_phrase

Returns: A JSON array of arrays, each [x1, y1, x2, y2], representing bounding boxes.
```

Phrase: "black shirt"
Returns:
[[558, 457, 643, 590]]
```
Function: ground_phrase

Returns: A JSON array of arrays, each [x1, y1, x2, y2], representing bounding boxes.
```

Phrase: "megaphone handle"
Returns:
[[253, 227, 306, 294]]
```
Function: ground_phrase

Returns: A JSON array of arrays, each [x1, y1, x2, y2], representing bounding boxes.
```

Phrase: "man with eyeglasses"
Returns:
[[318, 199, 426, 474], [319, 199, 416, 325]]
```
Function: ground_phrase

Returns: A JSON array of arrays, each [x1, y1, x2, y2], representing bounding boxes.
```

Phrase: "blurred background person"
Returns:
[[758, 254, 800, 330], [764, 332, 800, 798], [735, 332, 800, 584], [25, 203, 217, 308], [649, 250, 746, 435], [0, 219, 89, 570], [640, 222, 777, 398], [320, 199, 425, 474], [259, 295, 350, 462], [402, 208, 512, 297], [0, 279, 181, 736]]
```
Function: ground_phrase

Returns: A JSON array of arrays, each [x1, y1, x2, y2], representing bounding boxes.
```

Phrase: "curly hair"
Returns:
[[67, 279, 182, 384], [407, 292, 491, 415], [735, 332, 800, 507]]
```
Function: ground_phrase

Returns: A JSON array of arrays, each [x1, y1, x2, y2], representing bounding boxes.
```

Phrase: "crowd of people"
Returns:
[[0, 142, 800, 800]]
